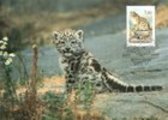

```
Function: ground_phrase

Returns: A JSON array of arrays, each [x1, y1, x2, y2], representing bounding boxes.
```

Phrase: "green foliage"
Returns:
[[2, 64, 17, 102], [0, 37, 17, 101], [0, 37, 18, 119], [0, 37, 97, 120], [42, 92, 67, 111], [76, 80, 95, 110], [41, 80, 96, 120], [42, 92, 74, 120]]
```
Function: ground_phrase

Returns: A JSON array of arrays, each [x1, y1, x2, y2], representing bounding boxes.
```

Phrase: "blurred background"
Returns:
[[0, 0, 168, 51]]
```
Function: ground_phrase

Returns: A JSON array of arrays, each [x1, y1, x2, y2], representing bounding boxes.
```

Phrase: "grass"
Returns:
[[14, 76, 65, 96], [0, 44, 108, 120]]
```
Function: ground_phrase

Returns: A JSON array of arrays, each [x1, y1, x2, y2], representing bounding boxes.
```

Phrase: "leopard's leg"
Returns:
[[65, 73, 77, 92], [77, 73, 106, 93]]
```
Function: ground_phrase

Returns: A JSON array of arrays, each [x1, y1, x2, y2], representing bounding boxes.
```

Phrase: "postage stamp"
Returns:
[[126, 6, 155, 47]]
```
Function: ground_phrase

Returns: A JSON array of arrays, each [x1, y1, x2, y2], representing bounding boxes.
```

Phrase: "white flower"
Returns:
[[5, 59, 12, 65], [5, 57, 13, 65], [0, 41, 3, 44], [5, 60, 10, 65], [3, 37, 8, 41], [9, 53, 15, 57], [3, 41, 7, 45], [0, 44, 6, 50], [3, 51, 8, 57], [0, 36, 15, 66]]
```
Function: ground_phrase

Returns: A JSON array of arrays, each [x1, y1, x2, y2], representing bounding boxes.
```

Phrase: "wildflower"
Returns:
[[9, 53, 15, 57], [3, 37, 8, 41], [3, 51, 8, 58], [0, 36, 15, 66], [5, 58, 13, 65], [0, 44, 6, 50], [3, 41, 7, 45]]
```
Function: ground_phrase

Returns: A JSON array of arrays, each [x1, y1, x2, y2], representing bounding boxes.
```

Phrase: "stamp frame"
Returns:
[[126, 6, 155, 47]]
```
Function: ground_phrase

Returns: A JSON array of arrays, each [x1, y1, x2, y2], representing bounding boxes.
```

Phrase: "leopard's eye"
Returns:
[[71, 41, 76, 44], [59, 41, 65, 44]]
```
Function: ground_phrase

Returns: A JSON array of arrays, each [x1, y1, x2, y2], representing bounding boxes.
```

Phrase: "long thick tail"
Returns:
[[102, 69, 162, 92], [124, 85, 162, 92]]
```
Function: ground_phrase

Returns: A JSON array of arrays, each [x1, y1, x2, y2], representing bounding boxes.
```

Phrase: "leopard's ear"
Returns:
[[75, 30, 84, 40], [53, 31, 60, 41]]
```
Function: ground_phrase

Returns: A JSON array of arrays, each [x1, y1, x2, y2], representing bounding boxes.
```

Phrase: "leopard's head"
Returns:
[[130, 11, 139, 18], [53, 29, 84, 57], [130, 11, 139, 24]]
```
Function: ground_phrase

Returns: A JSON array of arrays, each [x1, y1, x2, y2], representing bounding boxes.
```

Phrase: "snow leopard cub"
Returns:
[[52, 29, 162, 93]]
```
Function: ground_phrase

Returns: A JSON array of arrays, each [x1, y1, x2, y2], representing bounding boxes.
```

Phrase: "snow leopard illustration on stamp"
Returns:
[[127, 6, 155, 47]]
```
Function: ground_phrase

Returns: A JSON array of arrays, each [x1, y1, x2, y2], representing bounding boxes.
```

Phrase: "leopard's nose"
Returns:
[[65, 48, 70, 51]]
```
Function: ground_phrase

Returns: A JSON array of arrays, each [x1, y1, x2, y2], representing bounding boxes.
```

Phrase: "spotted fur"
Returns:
[[52, 29, 162, 93]]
